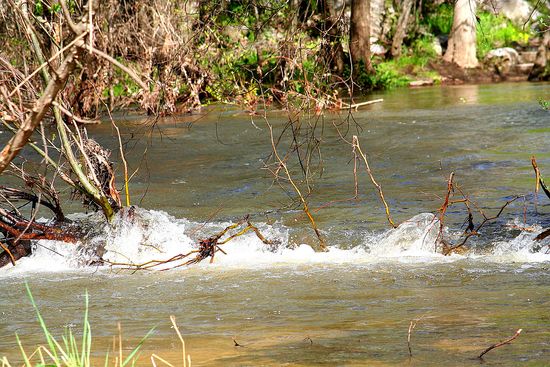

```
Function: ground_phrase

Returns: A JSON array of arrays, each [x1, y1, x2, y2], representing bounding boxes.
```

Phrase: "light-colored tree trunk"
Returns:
[[443, 0, 479, 68], [370, 0, 385, 41], [350, 0, 373, 72], [391, 0, 414, 58]]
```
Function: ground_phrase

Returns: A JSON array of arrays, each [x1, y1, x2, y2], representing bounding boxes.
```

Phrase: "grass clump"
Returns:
[[1, 284, 190, 367]]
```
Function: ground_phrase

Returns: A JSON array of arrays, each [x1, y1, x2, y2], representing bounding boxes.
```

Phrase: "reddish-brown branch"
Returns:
[[0, 241, 16, 266], [104, 216, 273, 271], [478, 329, 522, 359], [442, 196, 520, 255]]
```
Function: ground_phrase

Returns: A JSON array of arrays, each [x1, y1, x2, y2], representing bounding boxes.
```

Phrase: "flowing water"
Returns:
[[1, 82, 550, 366]]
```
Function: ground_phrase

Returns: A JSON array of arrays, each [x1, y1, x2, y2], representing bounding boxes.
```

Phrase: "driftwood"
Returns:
[[0, 208, 79, 268], [105, 215, 273, 271], [428, 172, 522, 255], [478, 329, 522, 359]]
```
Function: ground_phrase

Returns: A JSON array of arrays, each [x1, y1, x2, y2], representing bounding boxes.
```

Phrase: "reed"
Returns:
[[1, 284, 190, 367]]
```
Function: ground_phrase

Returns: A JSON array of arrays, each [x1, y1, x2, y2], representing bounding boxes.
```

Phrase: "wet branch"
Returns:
[[105, 216, 273, 271], [478, 329, 522, 359]]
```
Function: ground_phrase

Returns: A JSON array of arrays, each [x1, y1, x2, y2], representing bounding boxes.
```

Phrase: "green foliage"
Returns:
[[411, 36, 437, 60], [103, 60, 141, 98], [34, 0, 61, 16], [476, 12, 531, 59], [539, 98, 550, 111], [424, 3, 454, 35], [374, 36, 437, 88], [351, 61, 410, 91]]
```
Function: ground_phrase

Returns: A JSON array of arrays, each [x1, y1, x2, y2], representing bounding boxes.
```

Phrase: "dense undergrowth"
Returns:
[[1, 0, 546, 116]]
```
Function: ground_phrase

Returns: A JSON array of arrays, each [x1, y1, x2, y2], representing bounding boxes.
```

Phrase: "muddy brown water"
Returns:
[[0, 82, 549, 366]]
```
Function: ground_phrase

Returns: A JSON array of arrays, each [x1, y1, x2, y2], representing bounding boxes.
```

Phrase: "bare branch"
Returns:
[[84, 44, 149, 91], [352, 135, 396, 228], [52, 101, 101, 124], [478, 329, 522, 359]]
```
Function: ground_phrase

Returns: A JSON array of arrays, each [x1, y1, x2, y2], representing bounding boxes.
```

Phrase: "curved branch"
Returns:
[[84, 44, 149, 91]]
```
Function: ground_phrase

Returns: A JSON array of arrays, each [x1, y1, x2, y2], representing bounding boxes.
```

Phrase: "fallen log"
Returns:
[[0, 208, 80, 268]]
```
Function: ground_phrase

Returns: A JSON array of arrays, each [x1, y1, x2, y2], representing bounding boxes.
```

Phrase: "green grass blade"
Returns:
[[121, 327, 156, 367], [81, 291, 90, 367], [103, 351, 110, 367], [25, 282, 60, 364], [15, 334, 31, 367]]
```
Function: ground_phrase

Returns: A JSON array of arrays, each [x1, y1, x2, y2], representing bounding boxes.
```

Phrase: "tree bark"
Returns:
[[0, 50, 78, 174], [528, 30, 550, 81], [391, 0, 414, 58], [321, 0, 345, 74], [443, 0, 479, 68], [350, 0, 374, 73]]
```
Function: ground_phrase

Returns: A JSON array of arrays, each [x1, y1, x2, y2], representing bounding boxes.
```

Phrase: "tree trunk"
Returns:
[[391, 0, 414, 58], [528, 30, 550, 81], [350, 0, 374, 73], [321, 0, 345, 74], [443, 0, 478, 68]]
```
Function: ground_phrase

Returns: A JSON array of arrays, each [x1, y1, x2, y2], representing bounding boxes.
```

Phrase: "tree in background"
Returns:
[[529, 29, 550, 80], [391, 0, 414, 58], [443, 0, 479, 68], [350, 0, 374, 73]]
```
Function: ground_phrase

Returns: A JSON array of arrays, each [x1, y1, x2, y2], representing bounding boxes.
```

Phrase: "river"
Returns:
[[1, 82, 549, 366]]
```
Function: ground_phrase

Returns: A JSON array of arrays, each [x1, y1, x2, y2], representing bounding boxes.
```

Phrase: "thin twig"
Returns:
[[0, 241, 16, 266], [352, 136, 396, 228], [84, 44, 148, 90], [8, 32, 88, 98], [52, 101, 101, 124], [407, 314, 427, 357]]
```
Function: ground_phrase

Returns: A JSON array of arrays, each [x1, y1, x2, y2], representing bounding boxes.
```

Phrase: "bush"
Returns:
[[350, 61, 410, 91], [476, 12, 531, 58]]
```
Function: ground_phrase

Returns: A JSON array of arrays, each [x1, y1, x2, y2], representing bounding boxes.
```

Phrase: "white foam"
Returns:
[[1, 209, 548, 275], [1, 240, 82, 274], [100, 207, 194, 265]]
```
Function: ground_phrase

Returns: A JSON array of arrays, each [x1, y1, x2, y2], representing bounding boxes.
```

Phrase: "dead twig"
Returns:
[[352, 135, 396, 228], [407, 314, 427, 357], [52, 101, 101, 125], [478, 329, 522, 359], [436, 172, 455, 250], [340, 98, 384, 110], [532, 156, 550, 200], [105, 215, 273, 271], [442, 195, 520, 255], [266, 121, 328, 251]]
